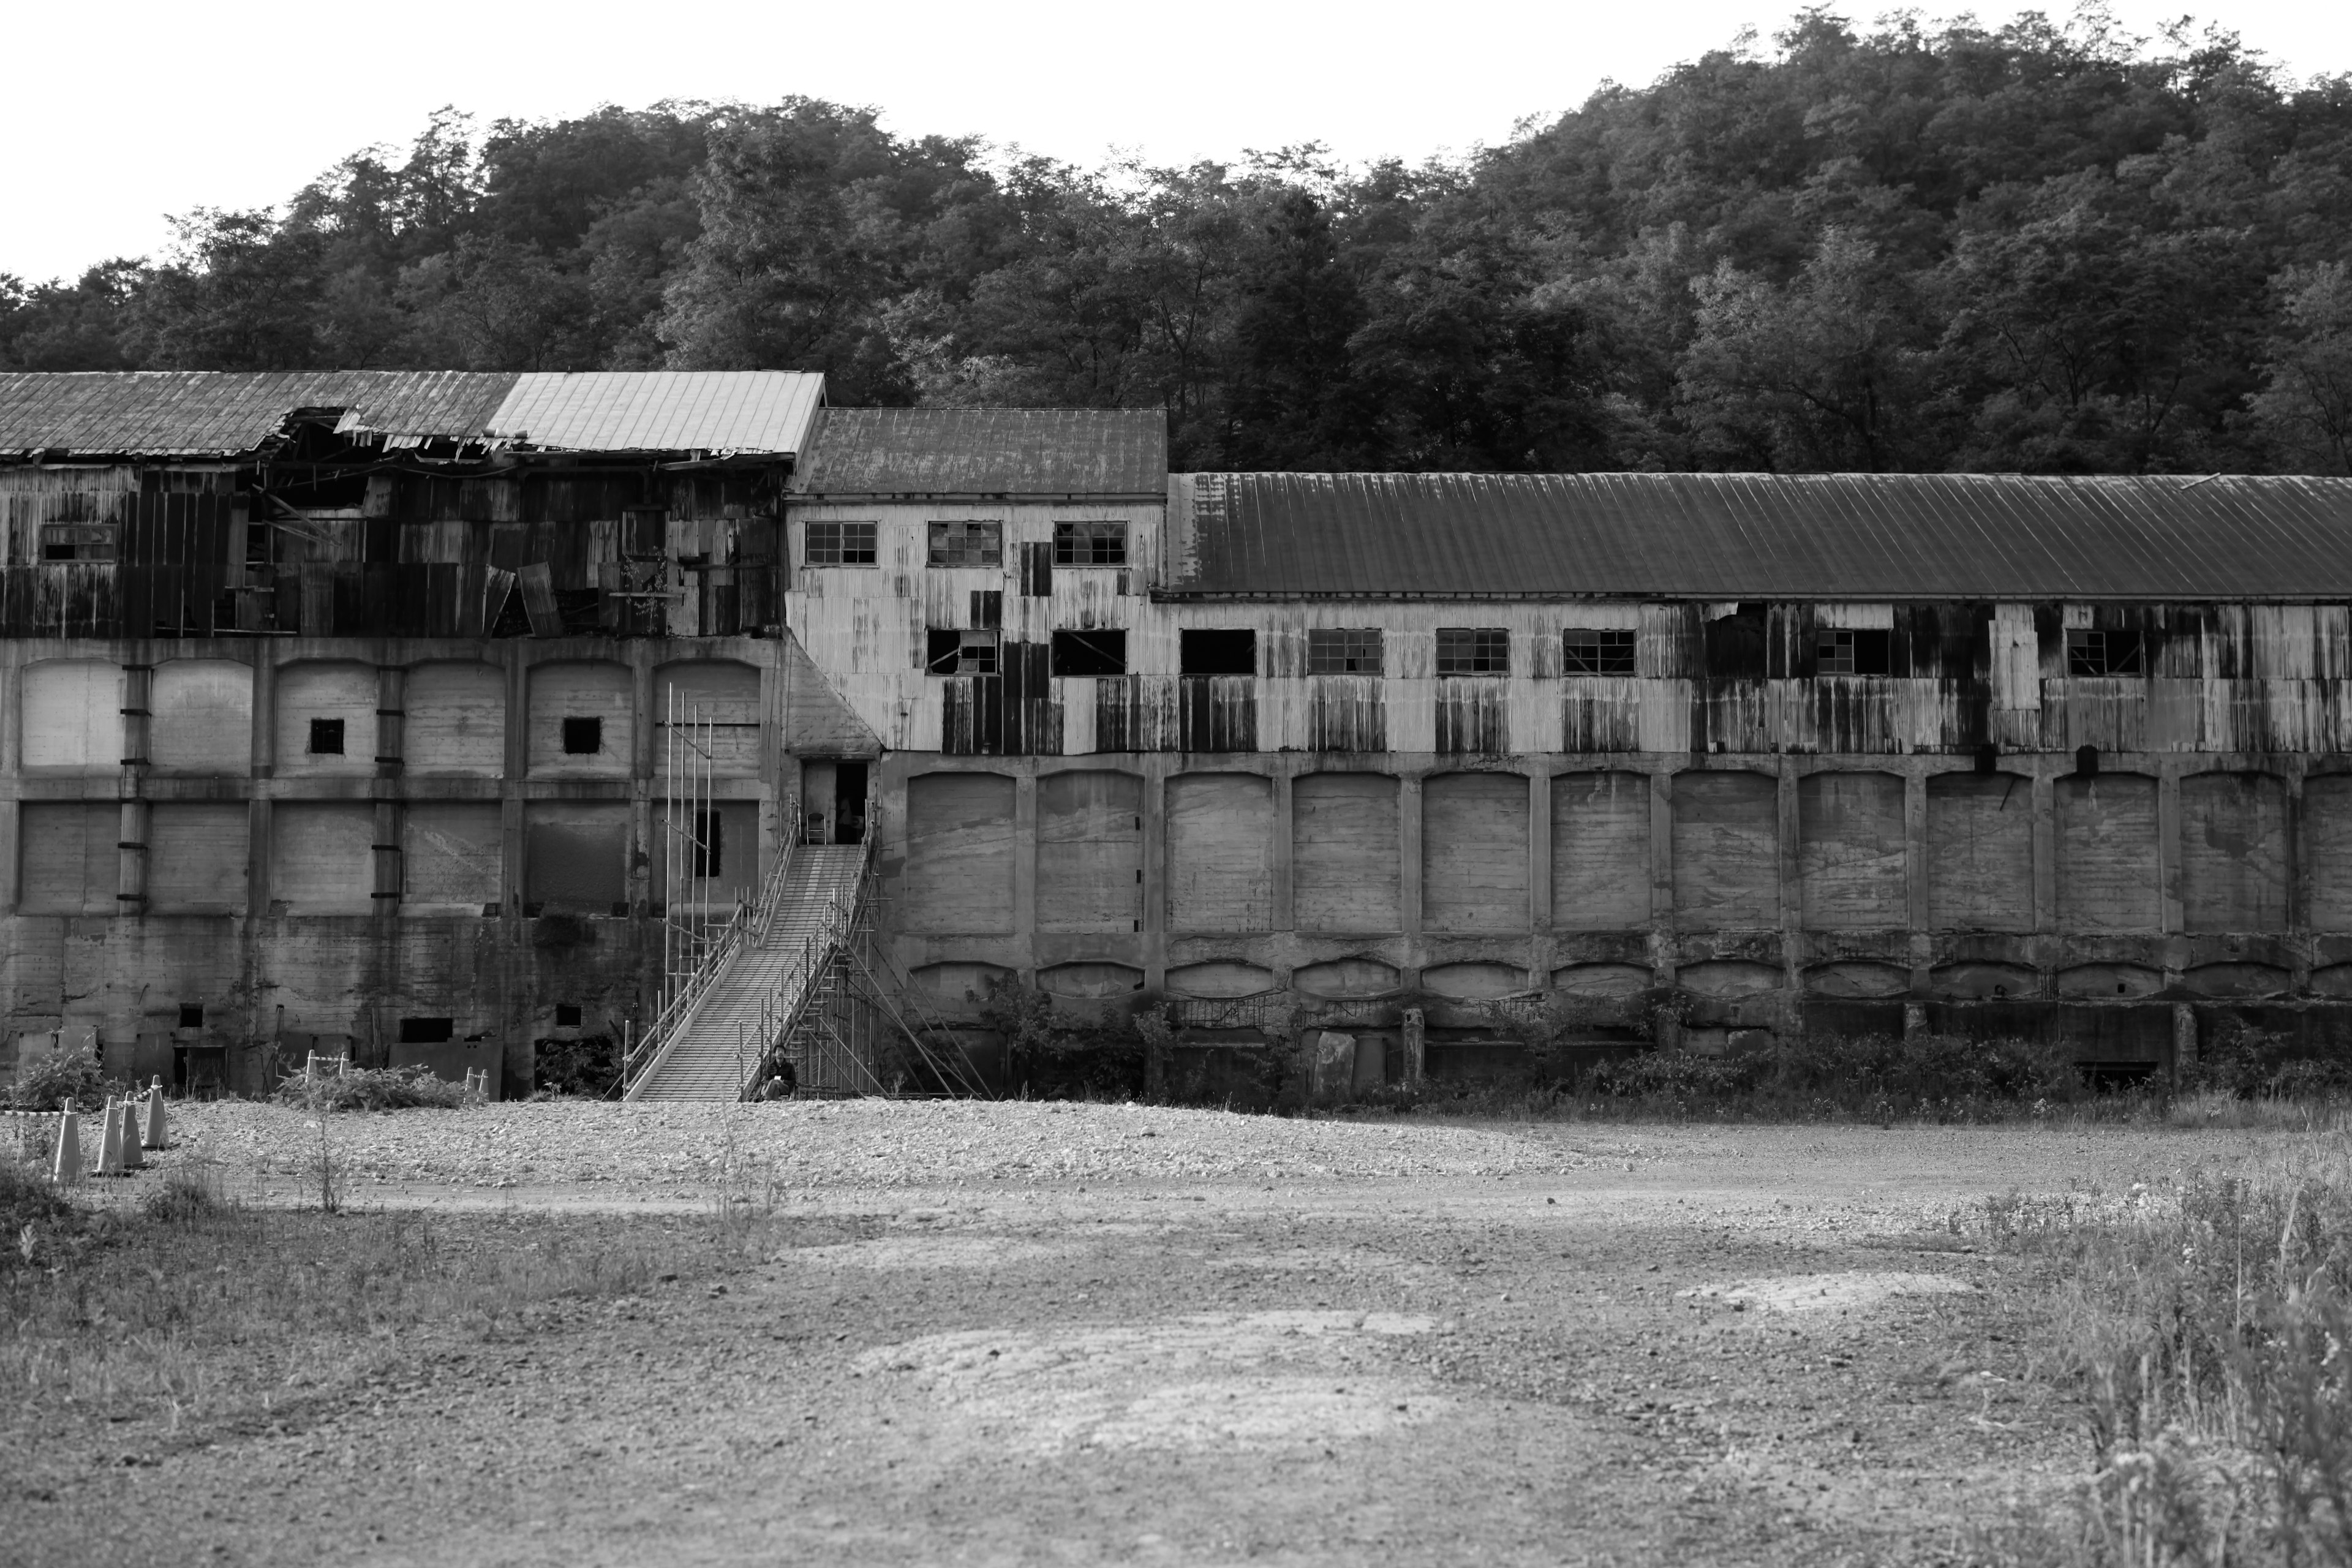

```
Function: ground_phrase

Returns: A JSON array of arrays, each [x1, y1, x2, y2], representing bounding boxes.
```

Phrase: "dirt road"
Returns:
[[9, 1110, 2281, 1567]]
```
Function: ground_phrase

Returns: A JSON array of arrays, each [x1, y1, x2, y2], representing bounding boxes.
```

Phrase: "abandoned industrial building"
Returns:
[[7, 368, 2352, 1099]]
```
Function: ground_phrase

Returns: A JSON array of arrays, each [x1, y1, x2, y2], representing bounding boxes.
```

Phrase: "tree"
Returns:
[[2250, 263, 2352, 474]]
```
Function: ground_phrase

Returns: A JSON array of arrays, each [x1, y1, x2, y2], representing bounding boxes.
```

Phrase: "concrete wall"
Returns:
[[1, 635, 785, 1090]]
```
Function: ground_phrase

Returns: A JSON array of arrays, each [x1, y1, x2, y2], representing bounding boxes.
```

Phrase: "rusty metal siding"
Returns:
[[794, 409, 1168, 497], [1166, 472, 2352, 601]]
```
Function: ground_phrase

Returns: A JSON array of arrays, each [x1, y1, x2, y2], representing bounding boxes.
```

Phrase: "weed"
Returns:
[[7, 1048, 121, 1112], [272, 1063, 475, 1112]]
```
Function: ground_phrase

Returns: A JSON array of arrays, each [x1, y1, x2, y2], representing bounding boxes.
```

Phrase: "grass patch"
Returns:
[[1988, 1132, 2352, 1565], [0, 1152, 790, 1445]]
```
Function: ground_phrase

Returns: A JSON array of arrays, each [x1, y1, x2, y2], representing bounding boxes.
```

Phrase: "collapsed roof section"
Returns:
[[0, 370, 828, 461], [1164, 471, 2352, 603]]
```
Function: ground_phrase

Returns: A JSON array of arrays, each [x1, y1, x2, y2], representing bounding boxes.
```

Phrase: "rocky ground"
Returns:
[[3, 1102, 2294, 1567]]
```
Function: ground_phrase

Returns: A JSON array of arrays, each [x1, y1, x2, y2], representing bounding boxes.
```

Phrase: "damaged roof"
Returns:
[[1166, 471, 2352, 601], [792, 407, 1167, 496], [0, 370, 827, 458]]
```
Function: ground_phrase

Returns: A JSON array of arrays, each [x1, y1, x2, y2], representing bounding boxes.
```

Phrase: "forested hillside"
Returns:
[[6, 10, 2351, 475]]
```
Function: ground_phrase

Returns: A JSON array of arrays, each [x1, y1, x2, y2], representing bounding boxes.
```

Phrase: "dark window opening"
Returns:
[[2068, 628, 2145, 676], [562, 717, 602, 755], [554, 1003, 582, 1027], [398, 1017, 455, 1044], [1564, 628, 1637, 676], [307, 717, 345, 755], [928, 521, 1002, 567], [246, 522, 271, 565], [1180, 628, 1256, 676], [805, 521, 878, 567], [1703, 603, 1769, 677], [178, 1003, 204, 1028], [1052, 628, 1128, 676], [2076, 744, 2101, 778], [1436, 628, 1510, 676], [691, 809, 723, 879], [1817, 628, 1891, 676], [621, 506, 668, 559], [1307, 627, 1383, 674], [1053, 521, 1126, 566], [39, 523, 116, 562], [927, 627, 1001, 675]]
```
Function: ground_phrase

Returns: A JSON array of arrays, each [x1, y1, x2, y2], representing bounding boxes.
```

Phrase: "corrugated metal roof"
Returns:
[[0, 371, 518, 458], [1164, 472, 2352, 600], [793, 407, 1168, 496], [0, 369, 826, 458], [485, 371, 826, 454]]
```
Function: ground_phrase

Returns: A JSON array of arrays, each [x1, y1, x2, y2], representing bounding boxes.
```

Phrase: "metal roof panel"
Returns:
[[794, 407, 1169, 495]]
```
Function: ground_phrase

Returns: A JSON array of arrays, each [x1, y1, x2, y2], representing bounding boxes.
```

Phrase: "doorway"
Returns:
[[834, 761, 869, 844]]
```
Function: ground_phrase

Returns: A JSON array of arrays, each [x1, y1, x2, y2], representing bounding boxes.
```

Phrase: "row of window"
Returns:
[[914, 626, 2155, 680], [805, 520, 1131, 569]]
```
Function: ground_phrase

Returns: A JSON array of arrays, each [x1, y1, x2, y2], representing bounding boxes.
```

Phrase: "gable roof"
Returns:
[[1164, 471, 2352, 601], [0, 371, 826, 459], [793, 407, 1167, 497]]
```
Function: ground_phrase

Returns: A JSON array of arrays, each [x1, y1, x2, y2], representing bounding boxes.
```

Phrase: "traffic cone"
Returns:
[[119, 1101, 143, 1170], [96, 1097, 126, 1176], [51, 1101, 83, 1186], [143, 1079, 168, 1151]]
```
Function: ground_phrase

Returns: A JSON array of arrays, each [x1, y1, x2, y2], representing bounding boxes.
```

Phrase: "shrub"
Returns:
[[533, 1035, 617, 1098], [274, 1063, 475, 1112], [979, 982, 1156, 1101], [2182, 1023, 2352, 1101], [7, 1048, 117, 1112]]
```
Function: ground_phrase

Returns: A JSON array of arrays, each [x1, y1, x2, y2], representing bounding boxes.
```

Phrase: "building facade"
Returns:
[[10, 375, 2352, 1095]]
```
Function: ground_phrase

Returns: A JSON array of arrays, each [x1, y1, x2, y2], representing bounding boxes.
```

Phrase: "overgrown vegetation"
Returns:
[[1989, 1136, 2352, 1565], [5, 1048, 120, 1112], [7, 12, 2352, 475], [533, 1034, 619, 1098], [977, 981, 1172, 1101], [271, 1063, 477, 1112]]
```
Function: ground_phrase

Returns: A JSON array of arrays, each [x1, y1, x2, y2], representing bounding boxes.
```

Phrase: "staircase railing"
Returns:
[[622, 796, 800, 1099]]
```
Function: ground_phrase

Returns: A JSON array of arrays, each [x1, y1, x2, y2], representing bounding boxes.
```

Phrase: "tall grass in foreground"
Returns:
[[2004, 1134, 2352, 1566]]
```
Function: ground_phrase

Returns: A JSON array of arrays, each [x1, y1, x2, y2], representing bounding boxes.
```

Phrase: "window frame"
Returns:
[[1816, 627, 1891, 677], [804, 520, 879, 567], [1050, 628, 1128, 677], [927, 521, 1003, 568], [306, 717, 345, 756], [1435, 627, 1511, 676], [925, 627, 1002, 676], [2067, 628, 2146, 677], [1179, 628, 1257, 677], [1562, 628, 1636, 676], [1306, 627, 1384, 675], [1053, 520, 1128, 567]]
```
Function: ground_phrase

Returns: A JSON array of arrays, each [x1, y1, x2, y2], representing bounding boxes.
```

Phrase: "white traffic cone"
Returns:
[[96, 1097, 127, 1176], [143, 1079, 168, 1151], [119, 1100, 143, 1170], [51, 1101, 83, 1186]]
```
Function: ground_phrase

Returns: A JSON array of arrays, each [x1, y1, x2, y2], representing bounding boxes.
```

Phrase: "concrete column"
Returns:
[[1904, 768, 1931, 932], [118, 663, 151, 914], [1399, 773, 1423, 935], [1649, 766, 1676, 984], [373, 666, 404, 918], [1270, 766, 1294, 932], [1529, 767, 1553, 934], [1140, 760, 1167, 988], [2157, 764, 2184, 936], [1013, 769, 1037, 957], [2030, 768, 2057, 935]]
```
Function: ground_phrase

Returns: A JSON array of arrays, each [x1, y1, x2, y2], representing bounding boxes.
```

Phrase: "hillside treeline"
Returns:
[[6, 10, 2352, 475]]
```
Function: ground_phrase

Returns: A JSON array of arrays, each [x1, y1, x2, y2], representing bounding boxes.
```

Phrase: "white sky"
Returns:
[[3, 0, 2346, 284]]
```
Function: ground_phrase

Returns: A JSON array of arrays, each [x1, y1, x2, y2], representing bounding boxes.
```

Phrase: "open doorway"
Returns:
[[834, 761, 869, 843]]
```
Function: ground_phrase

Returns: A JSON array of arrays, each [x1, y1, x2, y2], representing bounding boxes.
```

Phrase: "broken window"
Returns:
[[1051, 628, 1127, 677], [1054, 521, 1126, 566], [562, 717, 603, 755], [178, 1003, 204, 1028], [804, 521, 878, 567], [926, 628, 1001, 675], [40, 523, 118, 562], [928, 521, 1002, 567], [398, 1017, 455, 1044], [2068, 628, 2145, 676], [1563, 628, 1637, 676], [1307, 628, 1383, 674], [307, 718, 345, 755], [1436, 628, 1510, 676], [1180, 629, 1256, 676], [554, 1003, 582, 1027], [1817, 628, 1891, 676], [692, 809, 723, 880]]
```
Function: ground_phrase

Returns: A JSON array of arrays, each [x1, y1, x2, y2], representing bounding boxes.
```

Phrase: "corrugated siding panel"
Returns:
[[486, 372, 824, 454], [0, 372, 515, 456]]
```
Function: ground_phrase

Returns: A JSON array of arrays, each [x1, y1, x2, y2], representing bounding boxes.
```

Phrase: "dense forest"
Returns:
[[6, 9, 2352, 475]]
